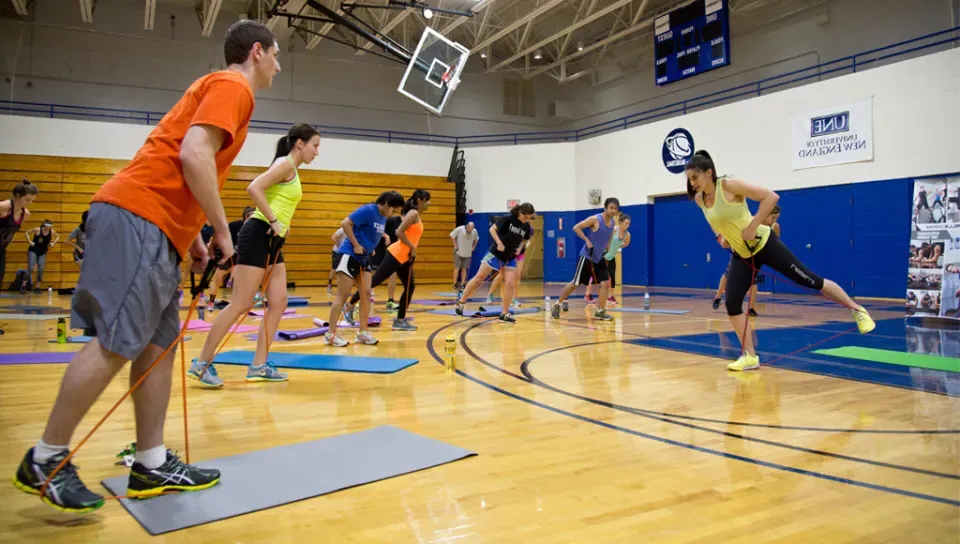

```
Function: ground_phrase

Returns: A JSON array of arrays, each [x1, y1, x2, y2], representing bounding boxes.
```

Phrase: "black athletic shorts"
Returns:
[[333, 252, 371, 279], [236, 218, 284, 268], [572, 255, 609, 286]]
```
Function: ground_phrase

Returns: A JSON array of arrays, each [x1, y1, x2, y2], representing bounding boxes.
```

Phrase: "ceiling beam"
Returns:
[[470, 0, 568, 55], [144, 0, 156, 29], [304, 0, 345, 49], [355, 5, 416, 54], [439, 0, 496, 37], [557, 0, 597, 57], [79, 0, 95, 23], [198, 0, 224, 37], [9, 0, 28, 16], [486, 0, 640, 72], [526, 0, 693, 78]]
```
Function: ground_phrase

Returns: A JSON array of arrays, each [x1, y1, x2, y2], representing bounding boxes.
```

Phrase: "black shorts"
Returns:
[[572, 255, 609, 286], [370, 241, 387, 271], [333, 252, 371, 279], [236, 219, 284, 268]]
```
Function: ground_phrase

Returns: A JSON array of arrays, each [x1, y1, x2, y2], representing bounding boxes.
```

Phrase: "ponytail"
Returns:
[[684, 150, 717, 200], [511, 202, 535, 216], [274, 123, 321, 160], [403, 189, 431, 215]]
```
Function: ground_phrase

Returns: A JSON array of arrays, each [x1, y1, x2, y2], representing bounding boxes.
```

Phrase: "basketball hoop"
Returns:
[[441, 67, 459, 91]]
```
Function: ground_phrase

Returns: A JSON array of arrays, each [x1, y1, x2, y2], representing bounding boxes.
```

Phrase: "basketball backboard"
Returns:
[[398, 27, 470, 115]]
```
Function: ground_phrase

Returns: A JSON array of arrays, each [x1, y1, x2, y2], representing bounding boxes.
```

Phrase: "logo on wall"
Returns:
[[662, 128, 695, 174], [792, 98, 873, 170]]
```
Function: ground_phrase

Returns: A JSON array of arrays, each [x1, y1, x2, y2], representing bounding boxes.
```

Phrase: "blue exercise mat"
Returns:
[[606, 308, 691, 315], [213, 350, 418, 374], [429, 307, 540, 318]]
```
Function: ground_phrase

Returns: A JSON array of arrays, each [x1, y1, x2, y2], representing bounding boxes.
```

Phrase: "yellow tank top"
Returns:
[[698, 177, 770, 258], [252, 156, 302, 237]]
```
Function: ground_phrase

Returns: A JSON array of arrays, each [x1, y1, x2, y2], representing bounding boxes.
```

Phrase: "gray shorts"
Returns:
[[453, 253, 471, 269], [71, 203, 182, 361]]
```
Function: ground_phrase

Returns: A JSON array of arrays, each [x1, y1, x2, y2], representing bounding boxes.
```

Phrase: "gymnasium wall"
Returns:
[[0, 117, 454, 290]]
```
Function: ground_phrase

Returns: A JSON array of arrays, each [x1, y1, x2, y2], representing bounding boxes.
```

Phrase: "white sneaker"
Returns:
[[355, 331, 379, 345], [324, 332, 348, 347]]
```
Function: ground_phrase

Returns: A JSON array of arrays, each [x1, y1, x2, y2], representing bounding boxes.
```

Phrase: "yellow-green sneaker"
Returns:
[[727, 353, 760, 372], [853, 306, 875, 334]]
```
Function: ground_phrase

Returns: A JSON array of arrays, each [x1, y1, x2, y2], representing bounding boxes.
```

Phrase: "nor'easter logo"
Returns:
[[663, 128, 695, 174]]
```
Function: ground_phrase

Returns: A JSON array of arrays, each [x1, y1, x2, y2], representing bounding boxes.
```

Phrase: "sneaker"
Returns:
[[486, 293, 495, 304], [498, 314, 516, 324], [727, 353, 760, 372], [341, 303, 357, 325], [511, 298, 521, 308], [392, 318, 417, 331], [607, 296, 617, 305], [386, 300, 399, 311], [355, 331, 379, 345], [853, 306, 876, 334], [562, 301, 569, 312], [594, 309, 613, 321], [188, 360, 223, 388], [584, 293, 594, 303], [455, 301, 465, 316], [551, 304, 561, 319], [325, 332, 348, 347], [748, 308, 758, 317], [127, 450, 220, 499], [13, 448, 105, 513], [245, 362, 288, 382], [326, 284, 333, 294], [712, 298, 721, 310]]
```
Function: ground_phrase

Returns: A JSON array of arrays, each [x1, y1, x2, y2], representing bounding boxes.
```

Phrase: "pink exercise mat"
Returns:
[[185, 320, 258, 334]]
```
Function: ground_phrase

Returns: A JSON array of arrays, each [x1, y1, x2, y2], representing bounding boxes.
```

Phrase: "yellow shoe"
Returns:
[[853, 306, 875, 334], [727, 353, 760, 372]]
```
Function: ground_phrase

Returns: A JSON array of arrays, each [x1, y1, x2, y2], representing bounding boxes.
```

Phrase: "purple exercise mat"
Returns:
[[0, 352, 76, 365], [412, 298, 486, 306]]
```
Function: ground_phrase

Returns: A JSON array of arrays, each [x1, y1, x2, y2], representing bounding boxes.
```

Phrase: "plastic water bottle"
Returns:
[[544, 296, 552, 316], [445, 334, 457, 371], [48, 286, 53, 304], [56, 317, 67, 344], [644, 292, 651, 311]]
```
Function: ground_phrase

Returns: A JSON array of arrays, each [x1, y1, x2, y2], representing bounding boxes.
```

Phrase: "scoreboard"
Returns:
[[654, 0, 731, 86]]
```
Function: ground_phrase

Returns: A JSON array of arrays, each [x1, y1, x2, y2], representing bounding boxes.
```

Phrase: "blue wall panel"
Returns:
[[850, 179, 913, 298], [541, 211, 578, 283], [616, 204, 650, 286], [651, 194, 727, 289]]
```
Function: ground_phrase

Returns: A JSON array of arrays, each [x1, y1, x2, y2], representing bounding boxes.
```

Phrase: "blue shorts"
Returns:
[[481, 252, 516, 271]]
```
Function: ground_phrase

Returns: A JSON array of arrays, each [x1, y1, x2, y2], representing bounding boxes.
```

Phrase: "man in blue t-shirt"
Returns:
[[327, 191, 404, 348]]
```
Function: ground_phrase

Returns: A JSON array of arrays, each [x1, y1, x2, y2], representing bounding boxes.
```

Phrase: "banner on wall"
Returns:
[[791, 98, 873, 170], [907, 176, 960, 319]]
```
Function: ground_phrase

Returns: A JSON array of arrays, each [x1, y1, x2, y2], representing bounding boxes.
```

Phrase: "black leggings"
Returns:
[[349, 253, 415, 319], [0, 245, 6, 289], [726, 232, 824, 317], [607, 258, 617, 289]]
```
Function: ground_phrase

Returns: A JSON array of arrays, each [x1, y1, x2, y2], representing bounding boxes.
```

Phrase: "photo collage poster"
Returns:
[[908, 176, 960, 320]]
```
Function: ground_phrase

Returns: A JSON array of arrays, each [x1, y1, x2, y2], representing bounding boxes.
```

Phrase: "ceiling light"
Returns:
[[533, 49, 542, 60], [480, 51, 487, 58], [422, 7, 433, 18], [577, 41, 583, 51]]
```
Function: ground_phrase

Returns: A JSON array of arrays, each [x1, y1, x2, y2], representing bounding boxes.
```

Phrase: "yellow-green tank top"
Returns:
[[252, 156, 302, 236], [698, 177, 770, 258]]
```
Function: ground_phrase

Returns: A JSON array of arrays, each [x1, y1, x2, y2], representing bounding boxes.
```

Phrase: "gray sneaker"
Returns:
[[551, 304, 561, 319], [188, 360, 224, 388], [325, 332, 348, 347], [594, 309, 613, 321], [355, 331, 379, 345], [485, 293, 495, 304], [392, 318, 417, 331], [341, 303, 357, 325], [245, 362, 288, 382]]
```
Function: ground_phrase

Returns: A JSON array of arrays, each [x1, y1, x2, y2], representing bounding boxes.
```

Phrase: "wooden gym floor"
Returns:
[[0, 283, 957, 543]]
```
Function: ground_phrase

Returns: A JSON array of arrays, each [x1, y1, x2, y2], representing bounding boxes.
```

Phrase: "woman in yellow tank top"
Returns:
[[190, 123, 321, 387], [685, 150, 875, 372], [342, 189, 431, 331]]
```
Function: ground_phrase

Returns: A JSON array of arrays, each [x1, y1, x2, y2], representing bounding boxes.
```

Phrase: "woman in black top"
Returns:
[[455, 202, 536, 323], [24, 219, 60, 292], [67, 210, 89, 266], [0, 180, 38, 335]]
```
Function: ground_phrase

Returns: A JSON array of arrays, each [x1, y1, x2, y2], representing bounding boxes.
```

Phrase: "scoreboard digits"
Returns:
[[654, 0, 730, 86]]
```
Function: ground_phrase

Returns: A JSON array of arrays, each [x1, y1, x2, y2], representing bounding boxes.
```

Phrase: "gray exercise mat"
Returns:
[[101, 425, 477, 535]]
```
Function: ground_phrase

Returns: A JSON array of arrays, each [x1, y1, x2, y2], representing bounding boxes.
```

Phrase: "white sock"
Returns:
[[135, 445, 167, 470], [33, 439, 68, 464]]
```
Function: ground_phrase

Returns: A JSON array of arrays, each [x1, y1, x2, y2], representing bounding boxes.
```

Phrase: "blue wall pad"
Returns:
[[213, 350, 418, 374], [606, 308, 691, 315], [428, 307, 540, 318], [626, 318, 960, 396], [101, 425, 476, 535]]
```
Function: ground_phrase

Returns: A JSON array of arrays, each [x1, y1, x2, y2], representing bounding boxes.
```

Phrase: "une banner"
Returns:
[[792, 98, 874, 170]]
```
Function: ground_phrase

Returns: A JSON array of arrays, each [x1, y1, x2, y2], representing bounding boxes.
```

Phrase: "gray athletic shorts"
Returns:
[[453, 252, 471, 269], [71, 203, 182, 361]]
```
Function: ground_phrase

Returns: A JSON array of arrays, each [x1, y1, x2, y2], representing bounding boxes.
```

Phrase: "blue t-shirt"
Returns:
[[340, 203, 386, 257]]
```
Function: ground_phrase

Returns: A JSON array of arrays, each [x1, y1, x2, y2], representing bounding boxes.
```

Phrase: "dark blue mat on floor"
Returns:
[[607, 307, 691, 315], [429, 307, 540, 318], [213, 350, 418, 373]]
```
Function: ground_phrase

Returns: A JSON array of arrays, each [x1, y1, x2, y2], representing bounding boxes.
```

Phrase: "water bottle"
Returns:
[[445, 334, 457, 371], [544, 296, 552, 316], [48, 286, 53, 304], [198, 295, 206, 321], [56, 317, 67, 344], [644, 292, 651, 311]]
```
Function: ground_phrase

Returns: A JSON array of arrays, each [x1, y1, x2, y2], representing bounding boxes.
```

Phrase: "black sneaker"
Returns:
[[454, 301, 464, 316], [712, 298, 721, 310], [13, 448, 105, 513], [498, 314, 516, 324], [551, 304, 561, 319], [126, 450, 221, 499], [748, 308, 758, 317]]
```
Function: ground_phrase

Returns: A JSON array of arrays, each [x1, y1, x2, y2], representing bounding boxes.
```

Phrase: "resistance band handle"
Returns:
[[190, 247, 224, 298]]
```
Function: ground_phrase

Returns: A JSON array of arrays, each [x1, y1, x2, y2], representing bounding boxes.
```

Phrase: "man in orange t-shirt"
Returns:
[[13, 20, 281, 514]]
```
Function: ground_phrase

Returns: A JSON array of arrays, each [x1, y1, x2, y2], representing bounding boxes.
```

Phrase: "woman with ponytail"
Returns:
[[0, 179, 37, 335], [189, 123, 320, 387], [455, 202, 536, 323], [342, 189, 430, 331], [685, 149, 875, 372]]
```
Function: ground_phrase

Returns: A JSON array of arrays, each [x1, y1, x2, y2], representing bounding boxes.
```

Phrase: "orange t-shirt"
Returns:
[[93, 70, 255, 258]]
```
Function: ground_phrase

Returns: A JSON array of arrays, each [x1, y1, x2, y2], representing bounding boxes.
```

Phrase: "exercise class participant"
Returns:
[[207, 206, 255, 309], [550, 197, 620, 321], [190, 123, 318, 387], [24, 219, 58, 292], [586, 213, 631, 304], [485, 219, 533, 307], [685, 150, 875, 372], [12, 20, 280, 512], [455, 202, 536, 323], [450, 222, 479, 290], [326, 191, 405, 347], [67, 210, 89, 267], [343, 190, 431, 331], [711, 205, 781, 315], [0, 179, 37, 334]]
